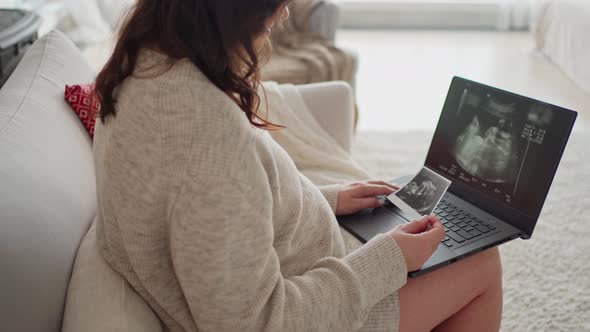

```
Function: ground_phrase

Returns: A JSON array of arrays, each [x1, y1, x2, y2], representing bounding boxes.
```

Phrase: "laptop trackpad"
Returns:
[[338, 207, 408, 243]]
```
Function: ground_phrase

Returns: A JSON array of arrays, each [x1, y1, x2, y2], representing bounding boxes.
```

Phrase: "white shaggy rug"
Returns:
[[352, 130, 590, 331]]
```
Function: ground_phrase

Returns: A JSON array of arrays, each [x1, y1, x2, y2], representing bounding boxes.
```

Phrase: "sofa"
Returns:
[[0, 31, 355, 331], [532, 0, 590, 95]]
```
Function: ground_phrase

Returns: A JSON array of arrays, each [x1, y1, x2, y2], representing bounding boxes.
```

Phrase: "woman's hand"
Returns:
[[336, 181, 399, 216], [388, 215, 446, 272]]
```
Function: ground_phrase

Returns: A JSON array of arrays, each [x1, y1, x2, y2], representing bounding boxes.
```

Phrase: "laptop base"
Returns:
[[337, 177, 522, 278]]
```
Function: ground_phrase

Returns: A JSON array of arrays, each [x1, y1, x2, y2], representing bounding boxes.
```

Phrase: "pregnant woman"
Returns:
[[93, 1, 503, 331]]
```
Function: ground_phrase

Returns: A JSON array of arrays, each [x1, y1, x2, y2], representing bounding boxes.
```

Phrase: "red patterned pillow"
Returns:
[[65, 84, 100, 139]]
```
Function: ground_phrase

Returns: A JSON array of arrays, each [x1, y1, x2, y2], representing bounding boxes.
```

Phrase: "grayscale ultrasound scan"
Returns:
[[388, 167, 451, 219], [425, 80, 573, 218], [454, 92, 521, 184]]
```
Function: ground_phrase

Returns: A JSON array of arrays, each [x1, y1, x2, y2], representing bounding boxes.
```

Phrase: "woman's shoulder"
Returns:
[[130, 49, 236, 114], [116, 49, 254, 135], [102, 50, 264, 181], [134, 50, 215, 91]]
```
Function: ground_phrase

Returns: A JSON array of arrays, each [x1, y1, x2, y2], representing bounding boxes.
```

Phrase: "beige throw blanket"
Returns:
[[263, 82, 369, 184], [262, 0, 356, 85]]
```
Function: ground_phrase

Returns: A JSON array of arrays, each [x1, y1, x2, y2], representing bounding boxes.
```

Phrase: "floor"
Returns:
[[336, 30, 590, 132]]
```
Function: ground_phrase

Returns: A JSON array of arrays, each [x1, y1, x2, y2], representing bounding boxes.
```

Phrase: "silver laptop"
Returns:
[[338, 77, 577, 278]]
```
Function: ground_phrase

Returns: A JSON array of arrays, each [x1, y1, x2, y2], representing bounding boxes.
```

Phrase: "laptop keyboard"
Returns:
[[434, 199, 497, 248]]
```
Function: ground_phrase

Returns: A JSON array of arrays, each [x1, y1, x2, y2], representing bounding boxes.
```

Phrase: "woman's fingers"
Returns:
[[429, 215, 441, 225], [338, 181, 402, 215], [417, 219, 446, 244], [400, 215, 431, 234], [353, 197, 385, 210], [350, 184, 395, 198], [367, 180, 400, 191]]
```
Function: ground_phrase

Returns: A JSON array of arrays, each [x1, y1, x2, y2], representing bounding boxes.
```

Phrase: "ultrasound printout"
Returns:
[[387, 167, 452, 220]]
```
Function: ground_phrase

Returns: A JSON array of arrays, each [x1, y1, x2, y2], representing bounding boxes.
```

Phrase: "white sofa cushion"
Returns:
[[0, 29, 161, 332], [0, 30, 97, 331], [62, 222, 163, 332]]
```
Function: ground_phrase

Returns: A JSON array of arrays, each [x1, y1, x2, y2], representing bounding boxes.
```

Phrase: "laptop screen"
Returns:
[[425, 77, 576, 219]]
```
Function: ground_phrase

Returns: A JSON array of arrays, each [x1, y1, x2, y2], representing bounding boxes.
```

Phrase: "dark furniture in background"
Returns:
[[0, 9, 40, 87]]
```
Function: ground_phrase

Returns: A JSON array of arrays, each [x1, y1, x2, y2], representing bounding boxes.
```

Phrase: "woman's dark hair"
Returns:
[[95, 0, 289, 129]]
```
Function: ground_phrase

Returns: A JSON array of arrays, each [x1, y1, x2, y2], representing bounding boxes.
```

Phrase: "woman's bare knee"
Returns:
[[480, 247, 503, 311], [398, 247, 503, 332], [475, 247, 503, 290], [429, 249, 504, 332]]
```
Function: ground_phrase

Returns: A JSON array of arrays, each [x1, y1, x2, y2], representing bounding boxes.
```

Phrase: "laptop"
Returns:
[[338, 76, 578, 278]]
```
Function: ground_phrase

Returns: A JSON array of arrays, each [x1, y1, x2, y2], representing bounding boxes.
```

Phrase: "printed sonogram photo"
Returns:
[[388, 167, 452, 219]]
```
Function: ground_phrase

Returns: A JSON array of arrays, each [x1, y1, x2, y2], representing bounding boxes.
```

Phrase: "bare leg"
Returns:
[[399, 247, 503, 332]]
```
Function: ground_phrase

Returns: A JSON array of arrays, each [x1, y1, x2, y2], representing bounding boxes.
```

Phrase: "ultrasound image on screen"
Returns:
[[454, 93, 521, 184], [425, 79, 575, 218]]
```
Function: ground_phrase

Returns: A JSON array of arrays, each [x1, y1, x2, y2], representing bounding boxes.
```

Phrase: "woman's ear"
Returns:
[[280, 5, 290, 21]]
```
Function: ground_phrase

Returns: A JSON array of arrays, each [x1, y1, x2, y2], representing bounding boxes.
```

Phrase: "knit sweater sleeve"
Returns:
[[169, 175, 408, 331], [317, 184, 343, 212]]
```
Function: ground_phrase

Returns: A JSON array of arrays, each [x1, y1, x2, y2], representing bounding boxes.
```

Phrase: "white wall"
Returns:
[[334, 0, 531, 30], [0, 0, 54, 9]]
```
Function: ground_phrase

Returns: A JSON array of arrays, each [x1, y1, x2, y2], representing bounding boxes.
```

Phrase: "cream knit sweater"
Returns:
[[94, 50, 408, 331]]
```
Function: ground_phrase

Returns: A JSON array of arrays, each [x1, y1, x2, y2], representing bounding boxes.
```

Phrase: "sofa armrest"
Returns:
[[307, 1, 340, 42], [297, 81, 355, 152]]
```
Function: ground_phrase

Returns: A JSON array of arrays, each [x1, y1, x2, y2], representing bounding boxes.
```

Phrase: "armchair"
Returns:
[[261, 0, 358, 91]]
